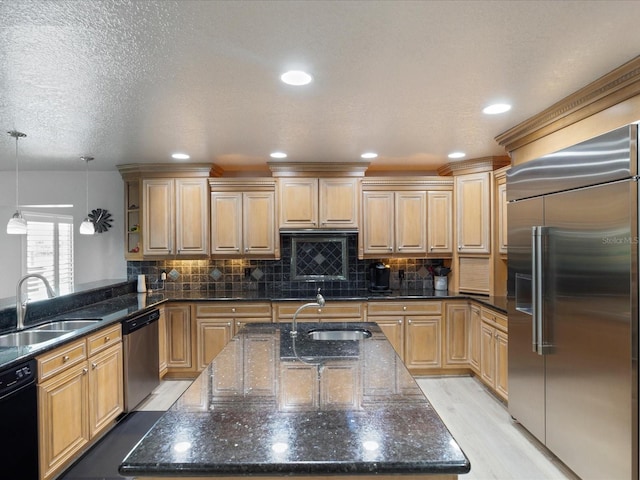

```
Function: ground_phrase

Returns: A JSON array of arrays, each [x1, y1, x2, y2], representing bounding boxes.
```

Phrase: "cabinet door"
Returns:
[[142, 179, 174, 256], [427, 190, 453, 254], [319, 178, 358, 228], [455, 172, 491, 254], [362, 191, 395, 254], [395, 191, 427, 254], [320, 363, 361, 409], [369, 317, 404, 359], [38, 363, 89, 480], [88, 343, 124, 439], [175, 178, 208, 255], [211, 192, 243, 255], [244, 191, 276, 255], [166, 304, 192, 369], [278, 364, 319, 411], [480, 323, 496, 388], [444, 303, 470, 366], [196, 318, 234, 370], [497, 180, 508, 254], [158, 308, 168, 375], [469, 304, 481, 373], [405, 316, 441, 369], [279, 178, 318, 228], [495, 329, 508, 400]]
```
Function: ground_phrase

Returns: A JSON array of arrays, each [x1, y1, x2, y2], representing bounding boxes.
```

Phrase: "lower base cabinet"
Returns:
[[479, 307, 508, 401], [37, 324, 123, 480]]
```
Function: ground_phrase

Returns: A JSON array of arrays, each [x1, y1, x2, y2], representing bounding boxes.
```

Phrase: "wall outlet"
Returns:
[[160, 271, 167, 281], [244, 267, 252, 278]]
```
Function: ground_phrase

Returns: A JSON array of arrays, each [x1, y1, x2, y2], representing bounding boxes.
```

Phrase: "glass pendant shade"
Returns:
[[7, 211, 27, 234], [79, 217, 95, 235]]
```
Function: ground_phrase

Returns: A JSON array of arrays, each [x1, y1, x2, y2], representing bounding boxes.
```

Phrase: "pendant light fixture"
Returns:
[[6, 130, 27, 235], [79, 156, 95, 235]]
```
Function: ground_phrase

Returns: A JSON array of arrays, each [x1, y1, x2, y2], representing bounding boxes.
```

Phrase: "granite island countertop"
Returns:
[[119, 322, 471, 479]]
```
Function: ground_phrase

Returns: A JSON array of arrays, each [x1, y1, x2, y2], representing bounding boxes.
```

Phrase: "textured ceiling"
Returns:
[[2, 0, 640, 173]]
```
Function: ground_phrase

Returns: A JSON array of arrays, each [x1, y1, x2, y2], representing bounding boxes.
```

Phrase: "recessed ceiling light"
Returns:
[[448, 152, 466, 159], [172, 153, 190, 160], [361, 152, 378, 159], [280, 70, 313, 86], [270, 152, 287, 159], [482, 103, 512, 115]]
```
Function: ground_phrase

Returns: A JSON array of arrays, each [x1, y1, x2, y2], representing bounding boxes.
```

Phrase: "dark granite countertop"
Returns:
[[119, 322, 471, 477], [0, 284, 506, 372]]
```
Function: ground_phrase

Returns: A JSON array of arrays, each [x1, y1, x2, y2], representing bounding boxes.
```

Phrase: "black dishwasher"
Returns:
[[0, 358, 38, 479]]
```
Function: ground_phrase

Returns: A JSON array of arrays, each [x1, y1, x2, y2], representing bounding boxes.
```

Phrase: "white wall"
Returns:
[[0, 170, 126, 299]]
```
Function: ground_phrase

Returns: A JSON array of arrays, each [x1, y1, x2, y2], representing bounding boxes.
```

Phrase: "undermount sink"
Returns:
[[307, 328, 372, 341], [0, 330, 70, 348], [32, 319, 100, 331]]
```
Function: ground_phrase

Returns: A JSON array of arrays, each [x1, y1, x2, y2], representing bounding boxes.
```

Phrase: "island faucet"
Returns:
[[16, 273, 56, 330], [290, 288, 325, 338]]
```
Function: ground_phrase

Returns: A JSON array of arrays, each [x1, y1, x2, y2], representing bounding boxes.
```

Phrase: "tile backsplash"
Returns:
[[127, 234, 442, 296]]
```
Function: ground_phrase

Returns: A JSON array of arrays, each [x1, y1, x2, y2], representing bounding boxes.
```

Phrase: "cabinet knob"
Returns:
[[317, 308, 322, 313], [227, 322, 231, 327], [245, 248, 249, 252], [398, 319, 402, 324], [403, 306, 407, 311], [82, 368, 88, 375], [458, 245, 462, 251], [91, 362, 97, 370], [408, 319, 412, 324], [430, 246, 433, 251], [63, 355, 70, 362], [389, 247, 393, 251], [232, 308, 236, 313], [105, 336, 110, 342]]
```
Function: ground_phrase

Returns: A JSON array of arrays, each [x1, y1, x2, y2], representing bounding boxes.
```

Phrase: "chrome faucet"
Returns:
[[16, 274, 56, 330], [290, 288, 325, 338]]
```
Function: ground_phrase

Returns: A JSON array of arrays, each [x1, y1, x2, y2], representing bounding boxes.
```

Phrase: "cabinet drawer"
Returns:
[[37, 338, 87, 382], [368, 301, 442, 316], [275, 302, 364, 320], [195, 303, 272, 318], [87, 324, 122, 356], [481, 307, 507, 331]]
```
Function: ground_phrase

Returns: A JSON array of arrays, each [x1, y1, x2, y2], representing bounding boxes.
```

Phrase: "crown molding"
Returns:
[[495, 55, 640, 153], [437, 156, 510, 176], [267, 161, 369, 177], [116, 163, 216, 179]]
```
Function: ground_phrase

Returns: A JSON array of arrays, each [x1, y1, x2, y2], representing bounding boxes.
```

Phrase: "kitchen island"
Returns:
[[119, 322, 470, 479]]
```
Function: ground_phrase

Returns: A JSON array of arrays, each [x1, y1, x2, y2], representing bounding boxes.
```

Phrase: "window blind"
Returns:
[[23, 212, 74, 300]]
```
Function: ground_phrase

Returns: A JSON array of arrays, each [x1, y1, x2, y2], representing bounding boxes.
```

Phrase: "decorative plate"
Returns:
[[88, 208, 113, 233]]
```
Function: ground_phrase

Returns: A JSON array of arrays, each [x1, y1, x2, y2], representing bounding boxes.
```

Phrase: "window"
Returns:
[[22, 212, 74, 300]]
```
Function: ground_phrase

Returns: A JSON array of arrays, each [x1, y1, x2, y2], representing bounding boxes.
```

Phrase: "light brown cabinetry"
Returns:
[[117, 164, 212, 260], [142, 178, 209, 256], [194, 302, 272, 370], [37, 324, 123, 480], [443, 301, 470, 368], [210, 179, 279, 259], [278, 177, 359, 229], [469, 303, 481, 374], [158, 307, 168, 377], [367, 301, 442, 373], [427, 190, 453, 254], [479, 306, 508, 401], [165, 303, 194, 376], [274, 301, 364, 324], [361, 190, 427, 255], [455, 171, 491, 254]]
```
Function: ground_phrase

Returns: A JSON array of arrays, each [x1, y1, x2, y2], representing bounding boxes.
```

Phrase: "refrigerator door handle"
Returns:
[[532, 226, 548, 355]]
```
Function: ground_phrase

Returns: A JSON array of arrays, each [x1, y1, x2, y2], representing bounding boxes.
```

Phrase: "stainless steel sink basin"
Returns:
[[0, 330, 70, 348], [32, 320, 100, 331], [307, 328, 372, 341]]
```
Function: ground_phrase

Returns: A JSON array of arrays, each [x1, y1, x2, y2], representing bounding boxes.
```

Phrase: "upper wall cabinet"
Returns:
[[359, 177, 454, 259], [118, 164, 212, 259], [427, 190, 453, 255], [209, 179, 279, 259], [278, 177, 359, 229], [268, 162, 369, 231], [455, 172, 491, 254]]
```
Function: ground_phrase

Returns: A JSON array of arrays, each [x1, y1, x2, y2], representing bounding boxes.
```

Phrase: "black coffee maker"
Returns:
[[369, 262, 391, 291]]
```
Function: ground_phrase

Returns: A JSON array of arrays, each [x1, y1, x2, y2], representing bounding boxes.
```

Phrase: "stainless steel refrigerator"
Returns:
[[507, 124, 638, 480]]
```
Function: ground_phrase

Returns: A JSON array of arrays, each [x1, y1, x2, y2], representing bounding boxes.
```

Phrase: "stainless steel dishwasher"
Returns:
[[122, 308, 160, 412]]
